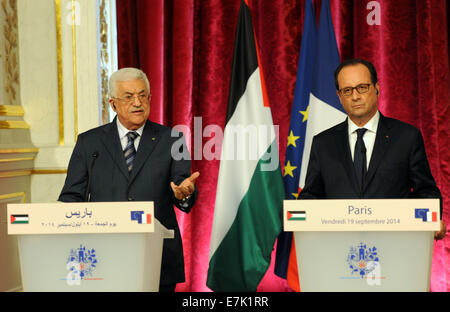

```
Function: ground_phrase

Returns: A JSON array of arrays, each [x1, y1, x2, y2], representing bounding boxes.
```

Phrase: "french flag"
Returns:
[[415, 209, 438, 222], [275, 0, 345, 291], [131, 211, 151, 224]]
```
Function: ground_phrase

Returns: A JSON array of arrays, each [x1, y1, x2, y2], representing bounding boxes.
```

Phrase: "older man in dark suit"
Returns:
[[299, 59, 446, 240], [59, 68, 200, 291]]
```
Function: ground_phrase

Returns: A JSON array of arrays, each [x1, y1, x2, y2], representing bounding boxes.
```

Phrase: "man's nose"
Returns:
[[132, 96, 142, 105], [351, 88, 360, 100]]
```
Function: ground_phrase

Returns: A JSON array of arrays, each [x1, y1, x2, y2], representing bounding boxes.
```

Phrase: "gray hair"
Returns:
[[109, 67, 150, 98]]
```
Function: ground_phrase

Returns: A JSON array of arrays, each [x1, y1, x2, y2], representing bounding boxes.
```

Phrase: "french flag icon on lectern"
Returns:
[[414, 208, 437, 222], [131, 211, 151, 224]]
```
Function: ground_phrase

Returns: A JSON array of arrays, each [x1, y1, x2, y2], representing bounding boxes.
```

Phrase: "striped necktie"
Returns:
[[124, 131, 139, 172]]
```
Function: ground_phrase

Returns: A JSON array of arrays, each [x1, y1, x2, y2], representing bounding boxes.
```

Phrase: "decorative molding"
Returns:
[[0, 104, 24, 116], [31, 168, 67, 175], [71, 0, 78, 141], [0, 148, 39, 154], [0, 169, 32, 178], [0, 157, 34, 163], [0, 191, 26, 203], [55, 0, 64, 146], [99, 0, 110, 125], [0, 120, 29, 129], [1, 0, 19, 105]]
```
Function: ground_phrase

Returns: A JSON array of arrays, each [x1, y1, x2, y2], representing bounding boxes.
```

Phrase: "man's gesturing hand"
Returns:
[[170, 171, 200, 200]]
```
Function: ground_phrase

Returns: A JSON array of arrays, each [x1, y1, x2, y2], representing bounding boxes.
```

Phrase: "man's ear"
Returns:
[[109, 99, 116, 112]]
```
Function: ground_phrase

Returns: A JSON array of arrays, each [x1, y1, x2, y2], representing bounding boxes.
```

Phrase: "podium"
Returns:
[[7, 202, 173, 292], [284, 199, 440, 292]]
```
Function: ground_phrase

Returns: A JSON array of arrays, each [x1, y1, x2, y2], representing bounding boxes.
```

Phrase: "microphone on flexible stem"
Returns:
[[85, 152, 99, 202]]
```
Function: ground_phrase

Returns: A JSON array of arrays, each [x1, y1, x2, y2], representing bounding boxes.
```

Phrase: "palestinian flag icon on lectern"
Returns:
[[287, 211, 306, 221], [10, 214, 29, 224]]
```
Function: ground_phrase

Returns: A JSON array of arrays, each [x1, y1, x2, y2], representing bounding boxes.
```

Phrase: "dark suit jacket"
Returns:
[[299, 113, 443, 216], [59, 118, 198, 285]]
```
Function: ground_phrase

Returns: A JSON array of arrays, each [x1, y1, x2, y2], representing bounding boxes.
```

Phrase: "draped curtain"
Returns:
[[116, 0, 450, 291]]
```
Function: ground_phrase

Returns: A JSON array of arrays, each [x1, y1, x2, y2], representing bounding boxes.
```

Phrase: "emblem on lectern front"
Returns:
[[65, 245, 98, 285], [346, 243, 379, 278]]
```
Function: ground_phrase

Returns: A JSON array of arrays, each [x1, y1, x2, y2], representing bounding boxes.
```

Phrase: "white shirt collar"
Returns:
[[348, 110, 380, 135], [116, 118, 145, 139]]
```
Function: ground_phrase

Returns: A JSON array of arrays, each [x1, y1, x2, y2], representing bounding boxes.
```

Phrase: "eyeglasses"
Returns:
[[338, 83, 372, 97], [113, 93, 151, 104]]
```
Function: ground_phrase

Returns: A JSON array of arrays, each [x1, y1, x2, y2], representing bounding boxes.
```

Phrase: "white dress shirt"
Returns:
[[116, 119, 145, 151], [348, 110, 380, 169]]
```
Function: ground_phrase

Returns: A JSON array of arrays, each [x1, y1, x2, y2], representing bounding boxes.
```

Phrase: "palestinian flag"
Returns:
[[287, 211, 306, 221], [10, 214, 29, 224], [206, 0, 284, 292]]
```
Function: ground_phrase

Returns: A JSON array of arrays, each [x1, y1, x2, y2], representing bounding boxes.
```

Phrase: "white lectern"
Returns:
[[284, 198, 440, 292], [8, 202, 173, 292]]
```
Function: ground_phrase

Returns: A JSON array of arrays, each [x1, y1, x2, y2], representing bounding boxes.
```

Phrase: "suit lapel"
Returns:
[[336, 118, 360, 196], [128, 120, 160, 185], [100, 117, 129, 180], [363, 114, 391, 192]]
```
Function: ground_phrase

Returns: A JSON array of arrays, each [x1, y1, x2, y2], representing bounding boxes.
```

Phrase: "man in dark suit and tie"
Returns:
[[59, 68, 200, 291], [299, 59, 446, 240]]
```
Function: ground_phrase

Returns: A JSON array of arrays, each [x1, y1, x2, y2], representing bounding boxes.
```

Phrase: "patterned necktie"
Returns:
[[124, 131, 139, 172], [354, 128, 368, 193]]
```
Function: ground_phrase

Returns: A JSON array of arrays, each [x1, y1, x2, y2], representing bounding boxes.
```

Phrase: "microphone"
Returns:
[[85, 152, 99, 202]]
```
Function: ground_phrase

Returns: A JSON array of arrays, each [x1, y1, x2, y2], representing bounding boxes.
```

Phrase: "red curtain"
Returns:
[[116, 0, 450, 291]]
